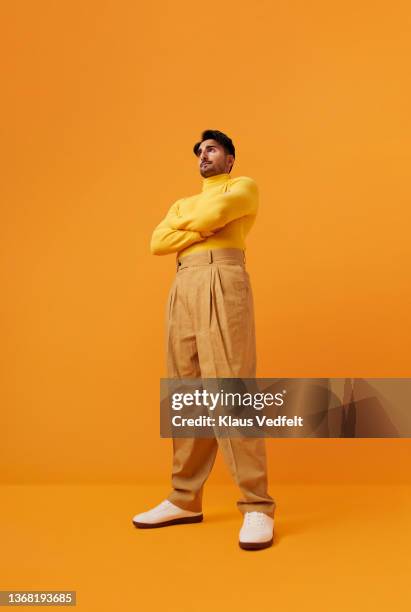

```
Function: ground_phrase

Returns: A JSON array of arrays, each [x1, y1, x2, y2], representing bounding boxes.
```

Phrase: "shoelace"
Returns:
[[152, 500, 174, 514], [244, 512, 269, 527], [158, 500, 173, 508]]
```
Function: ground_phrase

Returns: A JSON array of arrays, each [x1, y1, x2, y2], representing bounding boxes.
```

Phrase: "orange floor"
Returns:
[[1, 482, 410, 611]]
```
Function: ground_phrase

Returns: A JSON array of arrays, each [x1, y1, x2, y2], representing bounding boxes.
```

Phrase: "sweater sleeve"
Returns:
[[150, 201, 205, 255], [167, 177, 259, 233]]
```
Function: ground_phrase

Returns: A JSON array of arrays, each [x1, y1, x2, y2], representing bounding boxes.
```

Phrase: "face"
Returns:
[[196, 139, 234, 177]]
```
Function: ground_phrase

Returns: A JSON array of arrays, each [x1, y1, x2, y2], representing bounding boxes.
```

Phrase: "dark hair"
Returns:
[[193, 129, 236, 160]]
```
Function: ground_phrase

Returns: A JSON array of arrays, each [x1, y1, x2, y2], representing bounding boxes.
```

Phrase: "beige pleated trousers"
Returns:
[[164, 248, 275, 518]]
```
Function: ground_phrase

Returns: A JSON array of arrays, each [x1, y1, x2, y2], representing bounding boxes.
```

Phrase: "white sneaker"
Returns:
[[132, 500, 203, 529], [239, 511, 274, 550]]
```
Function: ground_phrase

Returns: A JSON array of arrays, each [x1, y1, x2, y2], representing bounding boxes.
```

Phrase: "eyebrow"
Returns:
[[197, 144, 216, 155]]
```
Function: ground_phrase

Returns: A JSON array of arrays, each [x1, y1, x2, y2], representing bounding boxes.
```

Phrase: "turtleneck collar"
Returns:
[[201, 172, 231, 192]]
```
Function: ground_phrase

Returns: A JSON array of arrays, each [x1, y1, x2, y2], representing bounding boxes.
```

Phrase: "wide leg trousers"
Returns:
[[164, 248, 275, 518]]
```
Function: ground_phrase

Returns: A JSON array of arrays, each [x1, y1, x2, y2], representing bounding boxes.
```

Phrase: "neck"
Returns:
[[202, 172, 230, 192]]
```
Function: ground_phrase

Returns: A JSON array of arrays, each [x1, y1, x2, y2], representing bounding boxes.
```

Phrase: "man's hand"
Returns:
[[200, 225, 227, 238]]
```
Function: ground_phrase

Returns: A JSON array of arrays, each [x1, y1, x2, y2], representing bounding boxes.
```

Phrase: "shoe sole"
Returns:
[[132, 513, 203, 529], [239, 536, 273, 550]]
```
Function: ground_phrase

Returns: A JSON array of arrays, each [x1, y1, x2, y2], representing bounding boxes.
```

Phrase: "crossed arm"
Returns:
[[150, 177, 258, 255], [150, 203, 206, 255], [167, 177, 258, 233]]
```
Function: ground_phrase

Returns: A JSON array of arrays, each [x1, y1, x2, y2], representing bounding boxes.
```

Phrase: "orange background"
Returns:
[[2, 0, 411, 485]]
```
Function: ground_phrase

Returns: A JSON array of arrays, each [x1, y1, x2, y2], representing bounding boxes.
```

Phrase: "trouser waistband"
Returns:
[[176, 248, 246, 271]]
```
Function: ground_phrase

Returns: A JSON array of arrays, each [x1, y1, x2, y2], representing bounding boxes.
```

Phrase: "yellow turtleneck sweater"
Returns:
[[150, 173, 259, 258]]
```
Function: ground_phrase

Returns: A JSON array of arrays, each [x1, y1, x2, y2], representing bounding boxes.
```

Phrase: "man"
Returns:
[[132, 129, 276, 550]]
